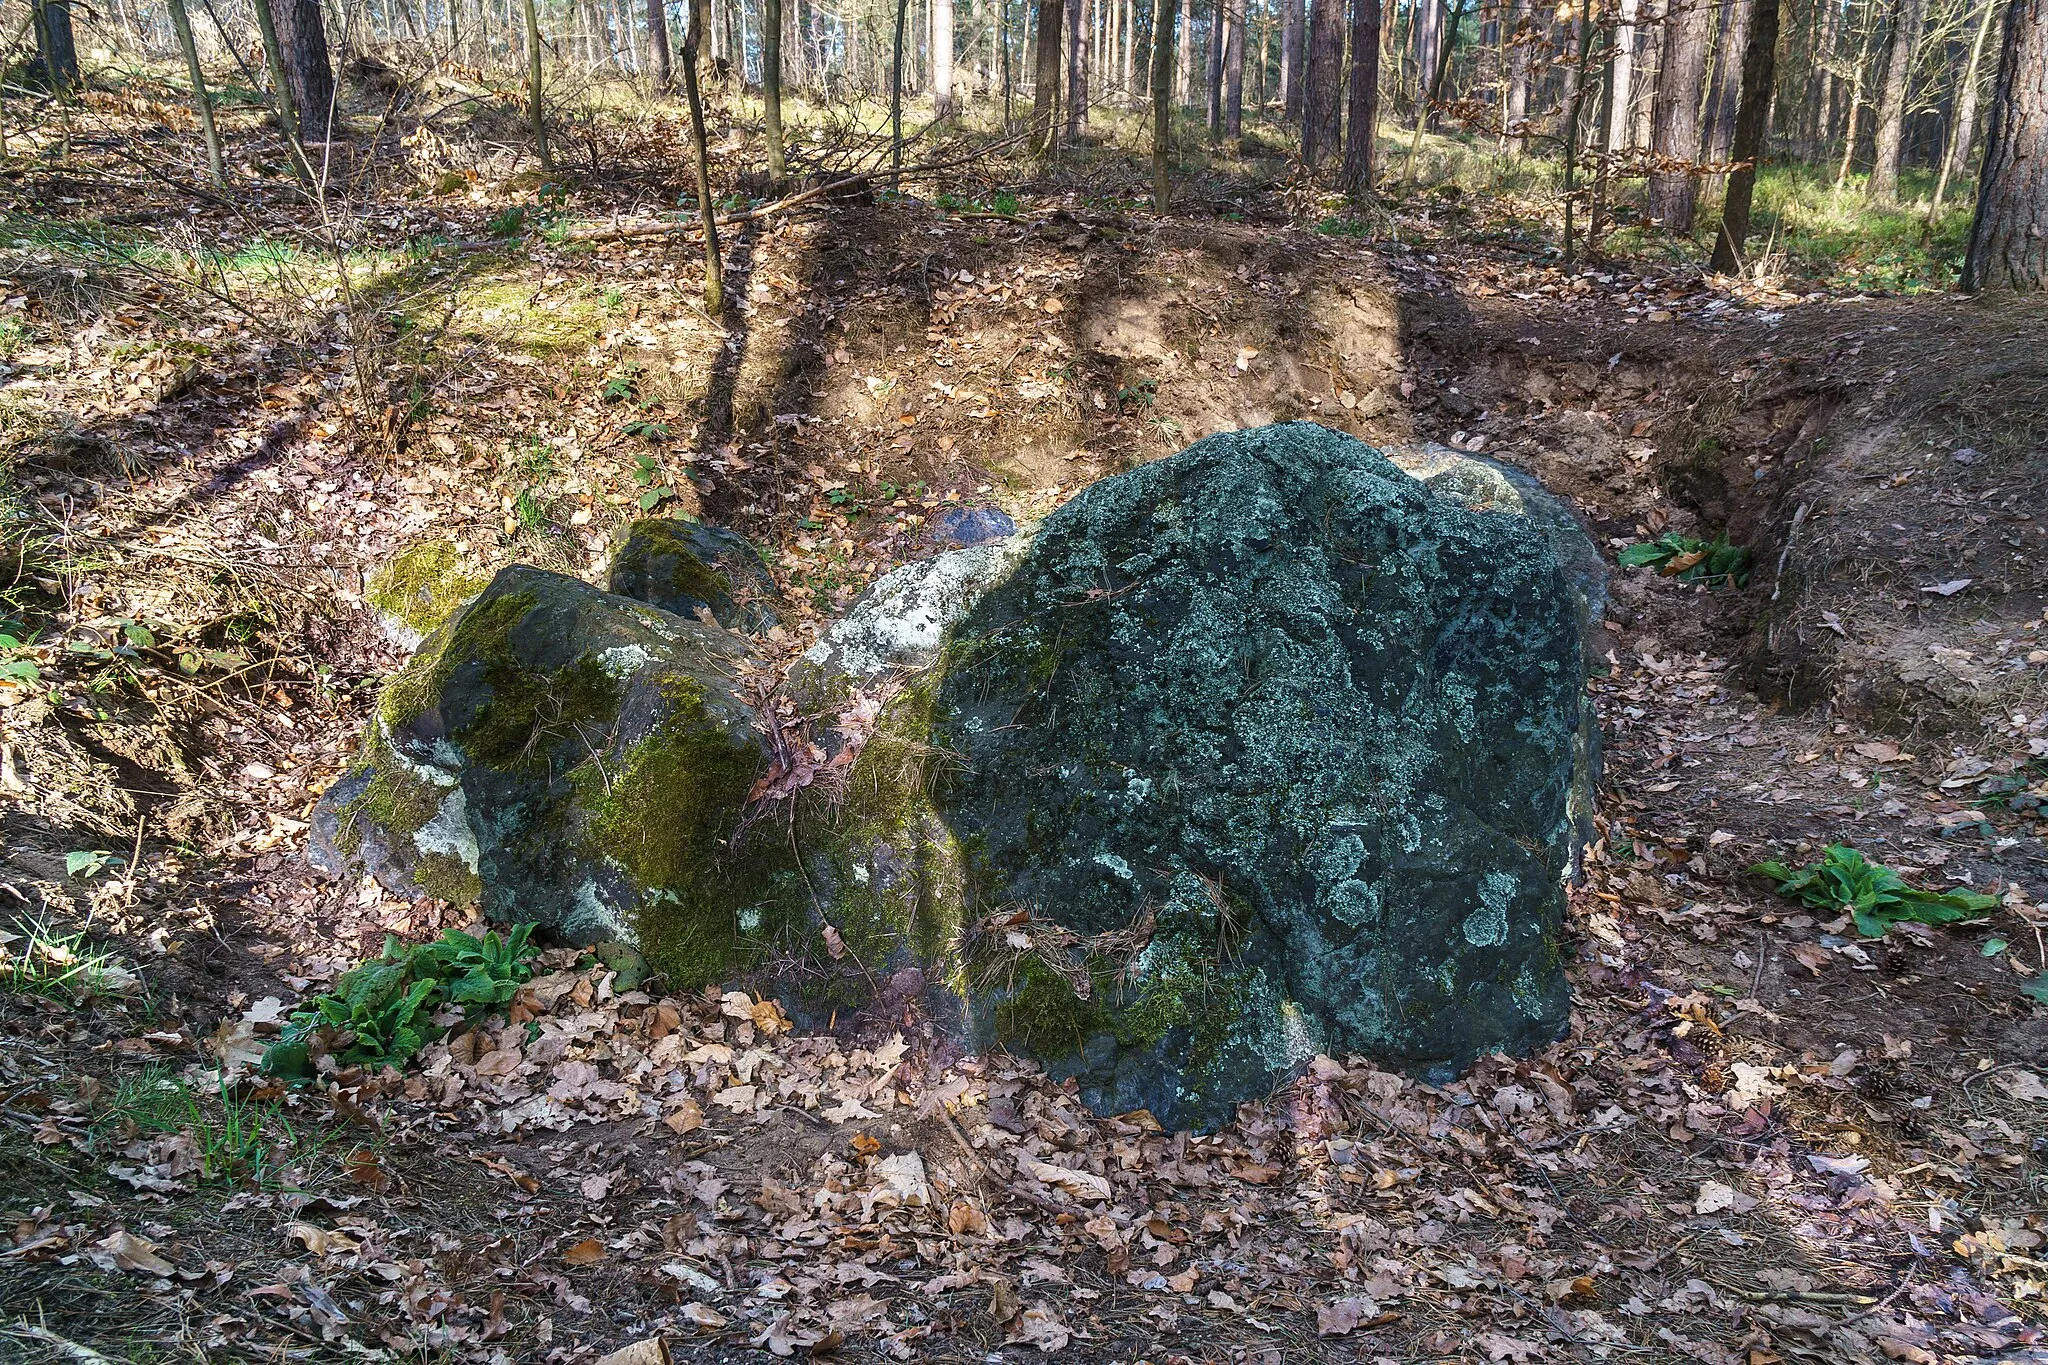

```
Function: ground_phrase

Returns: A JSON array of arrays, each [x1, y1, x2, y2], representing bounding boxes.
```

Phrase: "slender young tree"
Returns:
[[1505, 0, 1532, 147], [31, 0, 80, 96], [648, 0, 674, 90], [1608, 0, 1640, 148], [1834, 15, 1875, 186], [681, 0, 723, 310], [1224, 0, 1245, 134], [1303, 0, 1343, 161], [166, 0, 225, 184], [1342, 0, 1383, 193], [932, 0, 955, 114], [1031, 0, 1066, 154], [1152, 0, 1181, 202], [1710, 0, 1783, 271], [1649, 0, 1714, 229], [523, 0, 550, 165], [891, 0, 909, 178], [1963, 0, 2048, 288], [763, 0, 786, 173], [1068, 0, 1090, 135], [1934, 0, 2001, 210], [1869, 0, 1929, 199], [1207, 0, 1225, 135]]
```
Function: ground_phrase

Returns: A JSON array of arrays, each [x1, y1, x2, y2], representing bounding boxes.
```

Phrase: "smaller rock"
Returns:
[[930, 504, 1017, 549], [594, 941, 650, 990], [607, 519, 781, 634]]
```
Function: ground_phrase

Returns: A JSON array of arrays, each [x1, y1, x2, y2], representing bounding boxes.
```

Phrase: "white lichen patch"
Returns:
[[599, 644, 655, 678], [411, 789, 480, 871], [1094, 851, 1135, 881], [1462, 870, 1516, 947], [803, 539, 1027, 683]]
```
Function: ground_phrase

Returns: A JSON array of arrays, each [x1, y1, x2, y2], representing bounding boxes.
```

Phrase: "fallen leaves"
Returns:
[[1021, 1158, 1112, 1203], [560, 1238, 606, 1266], [92, 1228, 175, 1276]]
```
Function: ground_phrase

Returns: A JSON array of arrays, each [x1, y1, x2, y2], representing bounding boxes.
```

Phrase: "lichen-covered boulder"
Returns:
[[310, 565, 782, 964], [884, 422, 1592, 1128], [607, 519, 781, 634]]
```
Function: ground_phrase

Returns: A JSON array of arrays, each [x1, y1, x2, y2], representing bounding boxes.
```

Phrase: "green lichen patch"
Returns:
[[367, 539, 489, 636]]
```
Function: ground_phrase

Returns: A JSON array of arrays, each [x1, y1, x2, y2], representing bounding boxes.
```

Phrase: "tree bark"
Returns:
[[1649, 0, 1714, 230], [1701, 0, 1753, 190], [1342, 0, 1383, 193], [932, 0, 954, 113], [648, 0, 674, 89], [269, 0, 336, 143], [31, 0, 80, 96], [1224, 0, 1244, 134], [1607, 0, 1639, 149], [1032, 0, 1065, 153], [522, 0, 549, 165], [1205, 0, 1224, 135], [1303, 0, 1343, 161], [1869, 0, 1928, 199], [1069, 0, 1089, 133], [1414, 0, 1442, 124], [1151, 0, 1181, 202], [681, 0, 723, 311], [167, 0, 225, 184], [1963, 0, 2048, 287], [764, 0, 786, 174], [1282, 0, 1304, 116], [1710, 0, 1782, 271], [1934, 0, 1998, 209], [891, 0, 909, 177], [1505, 0, 1530, 147]]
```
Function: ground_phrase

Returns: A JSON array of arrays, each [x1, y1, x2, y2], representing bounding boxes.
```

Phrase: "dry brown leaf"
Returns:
[[562, 1237, 607, 1266]]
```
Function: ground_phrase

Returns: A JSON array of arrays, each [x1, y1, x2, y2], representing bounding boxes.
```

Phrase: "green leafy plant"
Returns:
[[632, 452, 677, 510], [1117, 376, 1160, 410], [65, 849, 124, 879], [514, 488, 548, 531], [601, 362, 643, 404], [1751, 845, 2000, 938], [623, 418, 671, 441], [261, 925, 539, 1079], [1618, 533, 1752, 589]]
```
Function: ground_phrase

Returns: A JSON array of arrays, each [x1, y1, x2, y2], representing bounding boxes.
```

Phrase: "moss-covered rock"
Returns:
[[607, 519, 782, 635], [310, 565, 796, 964], [366, 539, 491, 647]]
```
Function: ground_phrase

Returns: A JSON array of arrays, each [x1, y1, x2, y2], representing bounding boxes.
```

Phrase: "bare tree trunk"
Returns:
[[1934, 0, 1999, 209], [1869, 0, 1928, 199], [522, 0, 549, 164], [1711, 0, 1782, 271], [932, 0, 954, 112], [1836, 15, 1873, 184], [682, 0, 723, 311], [1032, 0, 1065, 153], [1701, 0, 1752, 196], [1812, 0, 1840, 155], [648, 0, 674, 87], [1224, 0, 1244, 133], [1002, 0, 1014, 119], [1505, 0, 1530, 147], [167, 0, 226, 183], [1068, 0, 1089, 134], [1342, 0, 1383, 192], [1152, 0, 1181, 201], [1303, 0, 1343, 159], [1607, 0, 1639, 149], [268, 0, 336, 142], [1124, 0, 1136, 102], [1281, 0, 1304, 114], [1963, 0, 2047, 287], [1178, 0, 1192, 101], [1649, 0, 1713, 229], [1414, 0, 1442, 123], [891, 0, 909, 176], [764, 0, 787, 173], [1205, 0, 1223, 134]]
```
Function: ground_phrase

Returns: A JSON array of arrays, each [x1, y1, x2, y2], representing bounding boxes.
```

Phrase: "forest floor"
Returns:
[[2, 73, 2048, 1365]]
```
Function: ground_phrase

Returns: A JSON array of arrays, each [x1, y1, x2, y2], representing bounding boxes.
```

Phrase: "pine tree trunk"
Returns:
[[1281, 0, 1304, 115], [648, 0, 674, 88], [1701, 0, 1753, 195], [1504, 0, 1530, 147], [268, 0, 336, 142], [1205, 0, 1223, 134], [1649, 0, 1714, 230], [1224, 0, 1244, 133], [1710, 0, 1782, 271], [1869, 0, 1928, 199], [1303, 0, 1343, 160], [1812, 0, 1840, 155], [1152, 0, 1181, 201], [764, 0, 786, 172], [1963, 0, 2048, 287], [31, 0, 80, 95], [1032, 0, 1065, 152], [1178, 1, 1192, 101], [932, 0, 954, 113], [1414, 0, 1441, 124], [1608, 0, 1639, 149], [1342, 0, 1383, 192], [1934, 0, 1998, 208], [1068, 0, 1089, 133], [167, 0, 225, 183], [891, 0, 908, 175]]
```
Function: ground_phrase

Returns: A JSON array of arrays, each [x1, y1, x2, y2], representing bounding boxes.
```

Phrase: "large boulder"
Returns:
[[900, 423, 1590, 1126], [311, 429, 1598, 1129], [310, 565, 786, 965]]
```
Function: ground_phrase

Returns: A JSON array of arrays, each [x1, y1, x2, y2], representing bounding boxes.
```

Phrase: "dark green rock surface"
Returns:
[[309, 565, 772, 956], [926, 423, 1586, 1127], [607, 519, 782, 634]]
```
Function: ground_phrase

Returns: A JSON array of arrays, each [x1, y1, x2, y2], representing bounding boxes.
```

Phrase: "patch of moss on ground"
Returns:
[[458, 275, 606, 357], [368, 540, 489, 635]]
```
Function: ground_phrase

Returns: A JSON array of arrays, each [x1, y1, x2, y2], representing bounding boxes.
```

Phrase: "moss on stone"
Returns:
[[367, 540, 489, 636], [577, 680, 788, 988], [411, 850, 484, 905], [379, 587, 535, 730], [463, 653, 620, 770], [986, 955, 1110, 1055]]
